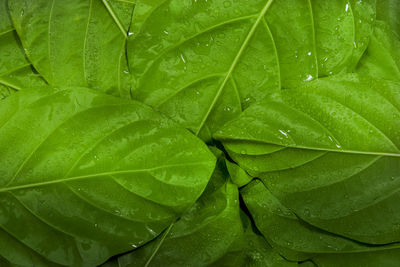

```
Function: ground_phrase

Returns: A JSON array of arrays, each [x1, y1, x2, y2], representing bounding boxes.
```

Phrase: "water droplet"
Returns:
[[305, 74, 313, 81], [223, 1, 232, 7], [180, 53, 186, 63], [304, 208, 311, 216]]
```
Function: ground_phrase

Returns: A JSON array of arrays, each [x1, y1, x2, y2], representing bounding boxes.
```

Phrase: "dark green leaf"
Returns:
[[313, 249, 400, 267], [242, 180, 400, 262]]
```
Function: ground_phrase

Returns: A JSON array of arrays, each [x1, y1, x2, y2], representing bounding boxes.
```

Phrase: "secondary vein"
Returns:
[[195, 0, 275, 135]]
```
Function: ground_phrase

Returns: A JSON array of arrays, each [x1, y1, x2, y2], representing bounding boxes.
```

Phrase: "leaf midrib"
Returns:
[[143, 183, 236, 266], [101, 0, 129, 37], [224, 135, 400, 157], [0, 161, 210, 193], [195, 0, 275, 135]]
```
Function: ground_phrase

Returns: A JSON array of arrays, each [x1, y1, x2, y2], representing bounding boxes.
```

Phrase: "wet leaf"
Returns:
[[8, 0, 135, 96], [0, 86, 215, 266], [128, 0, 375, 140], [216, 74, 400, 244]]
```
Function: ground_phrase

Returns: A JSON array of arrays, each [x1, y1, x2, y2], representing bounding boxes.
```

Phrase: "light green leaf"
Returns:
[[8, 0, 135, 96], [357, 22, 400, 81], [225, 159, 252, 187], [376, 0, 400, 37], [0, 86, 215, 266], [356, 0, 400, 81], [128, 0, 375, 140], [0, 0, 46, 95], [216, 74, 400, 244]]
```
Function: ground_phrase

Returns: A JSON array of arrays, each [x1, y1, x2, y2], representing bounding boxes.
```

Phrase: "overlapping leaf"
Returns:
[[242, 180, 400, 265], [0, 0, 399, 266], [0, 86, 215, 266], [215, 74, 400, 245], [8, 0, 135, 97], [357, 0, 400, 82], [118, 150, 294, 267]]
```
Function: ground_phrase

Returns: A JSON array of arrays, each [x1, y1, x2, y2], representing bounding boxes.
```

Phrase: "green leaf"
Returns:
[[215, 74, 400, 244], [127, 0, 375, 140], [0, 86, 215, 266], [0, 0, 46, 95], [100, 258, 120, 267], [8, 0, 135, 96], [357, 21, 400, 81], [118, 151, 291, 266], [376, 0, 400, 37], [241, 180, 400, 262], [209, 212, 297, 267], [356, 0, 400, 81], [225, 159, 252, 187], [313, 248, 400, 267], [118, 151, 241, 266]]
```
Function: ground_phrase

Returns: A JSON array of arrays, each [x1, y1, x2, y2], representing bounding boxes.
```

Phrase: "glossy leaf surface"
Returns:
[[216, 75, 400, 244], [0, 86, 215, 266], [128, 0, 375, 140], [8, 0, 135, 96], [357, 0, 400, 82], [119, 151, 293, 267], [242, 180, 400, 263], [0, 0, 46, 96]]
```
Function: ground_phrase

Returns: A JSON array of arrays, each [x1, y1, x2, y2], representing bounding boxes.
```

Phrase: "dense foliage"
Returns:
[[0, 0, 399, 266]]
